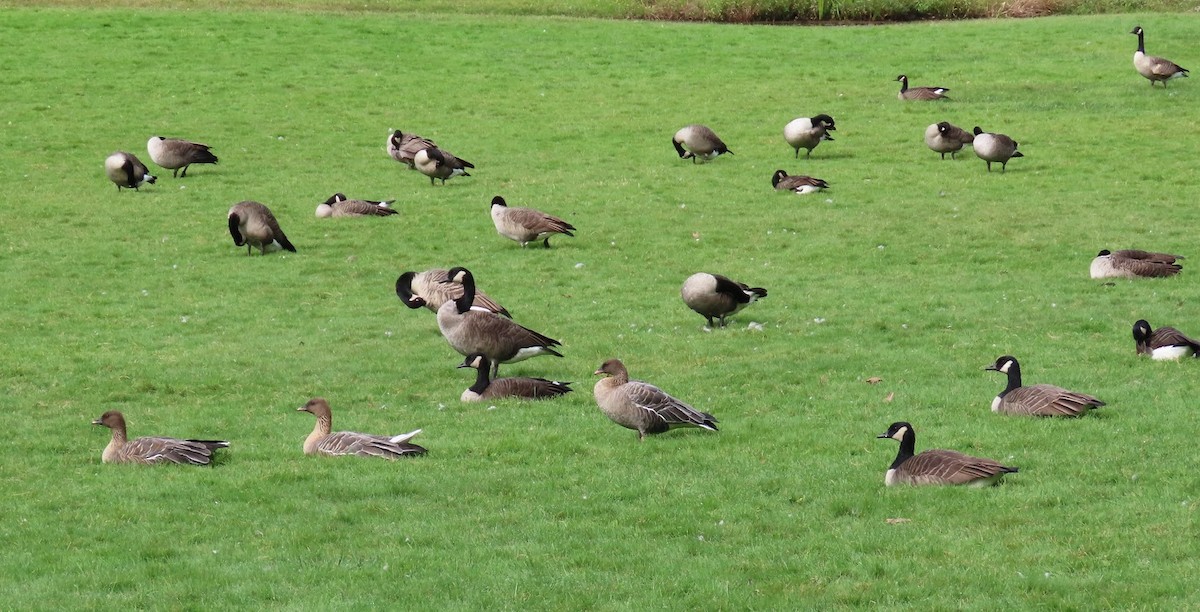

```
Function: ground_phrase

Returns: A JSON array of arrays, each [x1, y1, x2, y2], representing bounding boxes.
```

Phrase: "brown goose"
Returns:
[[228, 201, 296, 255], [1090, 249, 1182, 279], [296, 397, 426, 459], [489, 196, 576, 248], [985, 355, 1105, 417], [924, 121, 974, 159], [877, 421, 1017, 487], [680, 272, 767, 328], [315, 193, 397, 218], [395, 269, 510, 317], [1133, 319, 1200, 360], [387, 130, 437, 168], [896, 75, 949, 100], [104, 152, 156, 191], [672, 124, 732, 163], [782, 114, 836, 158], [146, 136, 218, 177], [92, 410, 228, 466], [457, 353, 573, 402], [1131, 26, 1189, 87], [972, 127, 1023, 172], [414, 147, 474, 185], [771, 169, 829, 194], [593, 359, 718, 441]]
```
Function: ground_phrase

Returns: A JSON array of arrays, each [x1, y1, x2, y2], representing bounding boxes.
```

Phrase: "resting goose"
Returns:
[[457, 353, 573, 402], [395, 269, 509, 317], [1133, 319, 1200, 359], [104, 152, 156, 191], [782, 114, 836, 158], [877, 421, 1017, 487], [593, 359, 718, 441], [228, 201, 296, 255], [896, 75, 949, 100], [985, 355, 1105, 417], [414, 147, 474, 185], [672, 124, 732, 163], [681, 272, 767, 328], [924, 121, 974, 159], [296, 397, 426, 459], [92, 410, 228, 466], [1090, 249, 1182, 279], [771, 169, 829, 194], [1131, 26, 1189, 87], [489, 196, 576, 248], [972, 126, 1023, 172], [146, 136, 218, 177], [315, 193, 397, 218], [387, 130, 437, 168]]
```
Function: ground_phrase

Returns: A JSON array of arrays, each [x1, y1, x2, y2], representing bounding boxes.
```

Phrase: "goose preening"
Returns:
[[592, 358, 718, 441], [315, 193, 397, 218], [228, 201, 296, 256], [395, 269, 510, 317], [387, 130, 437, 168], [104, 152, 156, 191], [414, 147, 474, 185], [771, 169, 829, 194], [296, 397, 426, 459], [783, 114, 836, 158], [457, 353, 573, 402], [1131, 26, 1189, 87], [924, 121, 974, 159], [681, 272, 767, 328], [146, 136, 218, 177], [672, 124, 732, 163], [877, 421, 1017, 487], [985, 355, 1105, 417], [92, 410, 228, 466], [1090, 249, 1182, 279], [972, 127, 1023, 172], [1133, 319, 1200, 359], [896, 75, 949, 100], [489, 196, 576, 248]]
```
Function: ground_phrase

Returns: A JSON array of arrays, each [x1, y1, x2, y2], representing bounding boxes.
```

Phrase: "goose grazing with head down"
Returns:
[[296, 397, 426, 459], [1133, 319, 1200, 360], [457, 353, 573, 402], [681, 272, 767, 328], [146, 136, 218, 177], [489, 196, 576, 248], [395, 269, 510, 317], [924, 121, 974, 159], [387, 130, 437, 168], [877, 421, 1017, 487], [315, 193, 397, 218], [104, 152, 156, 191], [672, 124, 732, 163], [985, 355, 1105, 417], [972, 126, 1023, 172], [1131, 26, 1189, 87], [228, 201, 296, 255], [592, 358, 718, 441], [1090, 249, 1182, 279], [783, 114, 836, 158], [92, 410, 228, 466], [771, 169, 829, 194], [896, 75, 949, 100], [413, 147, 474, 185]]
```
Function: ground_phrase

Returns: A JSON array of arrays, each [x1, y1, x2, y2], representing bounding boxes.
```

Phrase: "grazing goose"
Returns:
[[924, 121, 974, 159], [315, 193, 397, 218], [972, 127, 1023, 172], [436, 267, 562, 377], [227, 201, 296, 256], [413, 147, 474, 185], [297, 397, 426, 459], [104, 152, 156, 191], [985, 355, 1105, 417], [592, 358, 718, 441], [457, 353, 573, 402], [896, 75, 949, 100], [783, 114, 836, 158], [387, 130, 437, 168], [146, 136, 218, 177], [672, 124, 732, 163], [877, 421, 1017, 487], [395, 269, 510, 317], [1131, 26, 1189, 87], [771, 169, 829, 194], [489, 196, 576, 248], [681, 272, 767, 328], [1090, 249, 1182, 279], [92, 410, 228, 466], [1133, 319, 1200, 359]]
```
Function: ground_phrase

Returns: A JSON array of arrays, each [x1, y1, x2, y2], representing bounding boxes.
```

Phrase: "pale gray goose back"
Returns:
[[878, 422, 1016, 487], [924, 121, 974, 159], [1133, 319, 1200, 359], [227, 201, 296, 255], [782, 114, 836, 158], [896, 75, 949, 100], [681, 272, 767, 328], [1131, 26, 1189, 87], [414, 147, 474, 185], [92, 410, 228, 466], [985, 355, 1105, 417], [592, 359, 718, 441], [972, 126, 1023, 172], [771, 169, 829, 194], [316, 193, 397, 218], [146, 136, 218, 177], [457, 353, 573, 401], [1090, 249, 1182, 279], [387, 130, 437, 168], [489, 196, 576, 248], [297, 398, 425, 459], [395, 269, 510, 317], [672, 124, 732, 162], [104, 152, 156, 191]]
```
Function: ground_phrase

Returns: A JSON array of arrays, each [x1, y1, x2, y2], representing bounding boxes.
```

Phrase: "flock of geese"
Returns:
[[93, 24, 1193, 488]]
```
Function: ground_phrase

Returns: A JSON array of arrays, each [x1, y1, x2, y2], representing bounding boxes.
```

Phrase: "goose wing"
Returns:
[[623, 381, 718, 432], [1113, 249, 1182, 264], [335, 199, 397, 217], [487, 377, 573, 399], [899, 449, 1015, 485], [1003, 384, 1104, 417], [1114, 257, 1181, 277], [508, 207, 576, 236], [1149, 326, 1200, 350], [124, 436, 222, 465], [316, 431, 426, 459], [460, 311, 561, 356]]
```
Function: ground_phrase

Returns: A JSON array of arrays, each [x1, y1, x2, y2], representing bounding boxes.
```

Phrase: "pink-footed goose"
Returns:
[[592, 359, 718, 441], [92, 410, 228, 466], [297, 397, 426, 459]]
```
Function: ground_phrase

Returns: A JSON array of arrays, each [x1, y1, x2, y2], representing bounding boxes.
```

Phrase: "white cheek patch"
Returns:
[[893, 426, 908, 441], [998, 361, 1011, 373]]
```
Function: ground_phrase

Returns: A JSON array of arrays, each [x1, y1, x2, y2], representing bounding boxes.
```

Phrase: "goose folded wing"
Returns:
[[1152, 326, 1200, 349], [126, 437, 218, 465], [316, 431, 425, 458], [904, 449, 1011, 485], [624, 381, 717, 429]]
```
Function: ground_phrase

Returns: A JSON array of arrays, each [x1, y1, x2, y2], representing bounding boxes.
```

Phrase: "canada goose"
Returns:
[[783, 114, 836, 158], [395, 269, 510, 317], [972, 127, 1023, 172], [771, 169, 829, 194], [924, 121, 974, 159], [104, 152, 156, 191], [489, 196, 576, 248], [672, 124, 732, 163], [436, 267, 562, 377], [227, 201, 296, 256], [877, 421, 1017, 487], [413, 147, 474, 185], [1090, 249, 1182, 279], [296, 397, 426, 459], [681, 272, 767, 328], [457, 353, 573, 402], [387, 130, 437, 168], [896, 75, 949, 100], [146, 136, 218, 177], [1131, 26, 1189, 87], [92, 410, 228, 466], [315, 193, 397, 218], [1133, 319, 1200, 359], [985, 355, 1105, 417], [592, 358, 718, 441]]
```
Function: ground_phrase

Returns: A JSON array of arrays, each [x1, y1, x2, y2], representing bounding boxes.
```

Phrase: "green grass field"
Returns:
[[3, 6, 1200, 608]]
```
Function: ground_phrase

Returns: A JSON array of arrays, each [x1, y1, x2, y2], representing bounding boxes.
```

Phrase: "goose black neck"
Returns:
[[999, 362, 1023, 397], [1135, 30, 1145, 53], [469, 359, 492, 394], [454, 271, 476, 314], [891, 429, 916, 469]]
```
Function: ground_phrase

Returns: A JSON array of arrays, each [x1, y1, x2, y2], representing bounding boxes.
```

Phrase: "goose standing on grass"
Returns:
[[387, 130, 437, 168], [296, 398, 426, 459], [489, 196, 576, 248], [672, 124, 732, 163], [771, 169, 829, 194], [1131, 26, 1189, 87], [92, 410, 228, 466], [227, 201, 296, 256], [315, 193, 397, 218], [104, 152, 156, 191], [896, 75, 949, 100], [972, 126, 1023, 172], [414, 147, 474, 185], [681, 272, 767, 328], [783, 114, 836, 158], [985, 355, 1105, 417], [592, 358, 718, 441], [436, 267, 562, 377], [146, 136, 218, 177], [877, 421, 1017, 487], [457, 353, 573, 402], [1090, 249, 1182, 279], [1133, 319, 1200, 359], [395, 269, 510, 317], [924, 121, 974, 159]]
